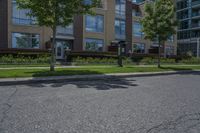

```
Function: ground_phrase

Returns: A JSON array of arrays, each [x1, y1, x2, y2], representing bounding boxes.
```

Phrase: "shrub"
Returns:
[[137, 57, 176, 65], [72, 57, 118, 65], [0, 54, 50, 64], [179, 57, 200, 64], [70, 56, 200, 65]]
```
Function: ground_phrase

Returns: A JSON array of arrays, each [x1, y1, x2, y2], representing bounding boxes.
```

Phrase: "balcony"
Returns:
[[192, 1, 200, 7], [192, 12, 200, 18], [191, 23, 200, 29]]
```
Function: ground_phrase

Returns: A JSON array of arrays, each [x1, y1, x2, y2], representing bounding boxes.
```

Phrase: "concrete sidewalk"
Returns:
[[0, 64, 200, 70], [0, 70, 199, 85]]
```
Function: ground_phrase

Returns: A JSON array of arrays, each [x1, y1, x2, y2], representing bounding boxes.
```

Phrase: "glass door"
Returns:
[[56, 40, 72, 60], [56, 41, 64, 59]]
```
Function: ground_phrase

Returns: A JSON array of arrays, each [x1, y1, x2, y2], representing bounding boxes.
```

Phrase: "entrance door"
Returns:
[[56, 41, 64, 59], [56, 40, 72, 60]]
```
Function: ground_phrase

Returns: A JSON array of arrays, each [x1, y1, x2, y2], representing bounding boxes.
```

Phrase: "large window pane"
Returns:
[[85, 15, 104, 33], [115, 0, 126, 16], [133, 22, 143, 37], [12, 33, 40, 49], [85, 38, 104, 52], [115, 19, 125, 39], [133, 43, 145, 53], [57, 24, 74, 35], [12, 0, 36, 25]]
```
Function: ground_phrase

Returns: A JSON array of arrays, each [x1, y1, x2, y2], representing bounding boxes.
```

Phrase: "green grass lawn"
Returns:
[[0, 65, 200, 78]]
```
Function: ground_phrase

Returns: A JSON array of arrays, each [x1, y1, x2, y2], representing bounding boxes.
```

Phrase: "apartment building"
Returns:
[[176, 0, 200, 56], [0, 0, 177, 59]]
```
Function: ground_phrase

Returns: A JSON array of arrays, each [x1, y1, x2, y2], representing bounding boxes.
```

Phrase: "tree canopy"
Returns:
[[16, 0, 101, 28], [141, 0, 177, 42]]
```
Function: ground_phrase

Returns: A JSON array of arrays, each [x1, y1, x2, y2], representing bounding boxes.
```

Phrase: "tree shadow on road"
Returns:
[[17, 69, 138, 90], [26, 77, 138, 90], [1, 68, 200, 89]]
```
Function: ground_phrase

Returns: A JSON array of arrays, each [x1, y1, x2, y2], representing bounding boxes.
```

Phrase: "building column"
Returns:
[[73, 15, 84, 51], [125, 0, 133, 54], [0, 0, 8, 48]]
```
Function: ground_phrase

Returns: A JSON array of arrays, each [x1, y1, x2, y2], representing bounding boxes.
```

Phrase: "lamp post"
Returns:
[[197, 38, 200, 58], [118, 42, 123, 67]]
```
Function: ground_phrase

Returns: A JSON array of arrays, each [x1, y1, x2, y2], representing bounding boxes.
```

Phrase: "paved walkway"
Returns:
[[0, 64, 199, 70]]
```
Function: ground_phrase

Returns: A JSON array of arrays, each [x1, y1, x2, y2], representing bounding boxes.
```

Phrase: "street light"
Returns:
[[117, 41, 126, 67], [197, 38, 200, 58]]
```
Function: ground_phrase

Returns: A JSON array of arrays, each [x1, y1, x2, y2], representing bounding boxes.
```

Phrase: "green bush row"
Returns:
[[73, 57, 118, 65], [0, 54, 50, 64], [72, 56, 200, 65], [179, 57, 200, 64], [139, 57, 176, 65]]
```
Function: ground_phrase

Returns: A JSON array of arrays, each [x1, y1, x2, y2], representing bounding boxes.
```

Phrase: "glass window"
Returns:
[[165, 46, 174, 56], [132, 0, 145, 4], [115, 19, 126, 39], [132, 9, 141, 17], [85, 15, 104, 33], [133, 22, 143, 37], [167, 35, 174, 42], [176, 0, 189, 10], [133, 43, 145, 53], [85, 38, 104, 52], [84, 0, 105, 8], [12, 33, 40, 49], [57, 24, 73, 35], [12, 0, 36, 25], [84, 0, 93, 5], [115, 0, 126, 16]]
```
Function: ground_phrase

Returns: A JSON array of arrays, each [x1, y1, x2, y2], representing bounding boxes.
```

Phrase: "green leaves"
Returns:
[[16, 0, 101, 28], [141, 0, 177, 42]]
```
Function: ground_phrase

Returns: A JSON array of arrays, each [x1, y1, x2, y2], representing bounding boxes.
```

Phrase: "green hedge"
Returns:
[[0, 54, 50, 64], [73, 57, 118, 65], [139, 57, 176, 65], [72, 56, 200, 65], [179, 57, 200, 64]]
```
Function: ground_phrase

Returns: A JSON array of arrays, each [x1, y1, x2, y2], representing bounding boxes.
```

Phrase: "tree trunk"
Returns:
[[158, 39, 161, 68], [50, 26, 56, 71]]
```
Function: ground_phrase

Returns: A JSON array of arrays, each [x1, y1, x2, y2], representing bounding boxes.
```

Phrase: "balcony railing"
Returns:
[[192, 1, 200, 6], [191, 23, 200, 28], [192, 13, 200, 17]]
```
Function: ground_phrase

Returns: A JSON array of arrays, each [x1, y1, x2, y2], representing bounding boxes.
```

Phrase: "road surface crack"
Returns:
[[0, 86, 18, 125], [146, 113, 200, 133]]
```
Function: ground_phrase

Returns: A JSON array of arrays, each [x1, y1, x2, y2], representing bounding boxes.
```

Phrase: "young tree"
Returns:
[[16, 0, 100, 71], [141, 0, 177, 68]]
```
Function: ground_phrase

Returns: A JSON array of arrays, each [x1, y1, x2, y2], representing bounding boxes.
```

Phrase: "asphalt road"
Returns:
[[0, 73, 200, 133]]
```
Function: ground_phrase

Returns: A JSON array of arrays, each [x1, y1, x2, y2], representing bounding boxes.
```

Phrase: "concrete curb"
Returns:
[[0, 70, 199, 86]]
